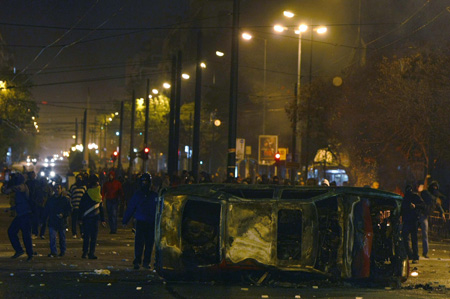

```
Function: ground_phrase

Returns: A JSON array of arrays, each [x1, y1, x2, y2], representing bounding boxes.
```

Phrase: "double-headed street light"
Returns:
[[274, 10, 327, 183]]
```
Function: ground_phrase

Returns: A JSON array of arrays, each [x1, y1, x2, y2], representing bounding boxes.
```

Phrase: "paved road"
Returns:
[[1, 195, 450, 298]]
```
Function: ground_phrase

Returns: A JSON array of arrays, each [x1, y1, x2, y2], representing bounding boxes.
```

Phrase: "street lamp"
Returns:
[[274, 12, 327, 183], [241, 32, 268, 135]]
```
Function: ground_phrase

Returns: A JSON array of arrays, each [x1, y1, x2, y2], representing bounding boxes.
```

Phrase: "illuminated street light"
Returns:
[[214, 119, 221, 127], [108, 117, 112, 121], [72, 135, 76, 139], [115, 112, 119, 115], [283, 11, 295, 18], [163, 82, 171, 89], [316, 26, 327, 34], [200, 62, 206, 69], [152, 89, 159, 94], [295, 24, 308, 34], [273, 24, 286, 33], [116, 131, 120, 136], [182, 73, 190, 80], [216, 51, 224, 57], [242, 32, 252, 40]]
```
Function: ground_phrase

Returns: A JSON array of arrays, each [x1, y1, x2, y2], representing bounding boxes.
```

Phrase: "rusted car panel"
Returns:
[[155, 185, 407, 281]]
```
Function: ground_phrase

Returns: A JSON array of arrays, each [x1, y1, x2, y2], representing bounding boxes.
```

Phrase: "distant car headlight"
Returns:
[[50, 163, 55, 167], [43, 163, 49, 167], [26, 158, 31, 163], [50, 171, 55, 178], [40, 171, 45, 177], [45, 158, 49, 162], [51, 159, 55, 163]]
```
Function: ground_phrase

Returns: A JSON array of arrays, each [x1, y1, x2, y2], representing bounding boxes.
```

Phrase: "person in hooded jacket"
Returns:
[[78, 174, 106, 259], [122, 173, 158, 270], [2, 173, 34, 261], [43, 183, 72, 257], [102, 170, 124, 234]]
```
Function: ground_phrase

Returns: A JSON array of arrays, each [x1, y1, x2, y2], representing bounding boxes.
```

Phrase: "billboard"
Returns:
[[258, 135, 278, 165]]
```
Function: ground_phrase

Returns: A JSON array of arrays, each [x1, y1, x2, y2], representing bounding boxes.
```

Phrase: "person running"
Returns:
[[43, 183, 72, 257], [3, 173, 34, 261], [122, 173, 158, 270], [69, 174, 87, 239], [78, 174, 106, 259]]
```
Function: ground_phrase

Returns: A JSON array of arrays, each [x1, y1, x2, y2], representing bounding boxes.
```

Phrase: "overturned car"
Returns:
[[155, 184, 408, 282]]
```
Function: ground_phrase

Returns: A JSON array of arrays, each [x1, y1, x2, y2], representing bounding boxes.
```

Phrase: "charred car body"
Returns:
[[155, 185, 408, 282]]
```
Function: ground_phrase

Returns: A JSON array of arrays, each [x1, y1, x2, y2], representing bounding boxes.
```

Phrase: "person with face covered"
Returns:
[[69, 174, 87, 238], [102, 170, 124, 234], [419, 180, 446, 258], [43, 183, 72, 257], [3, 173, 34, 261], [122, 173, 158, 270], [78, 174, 106, 259]]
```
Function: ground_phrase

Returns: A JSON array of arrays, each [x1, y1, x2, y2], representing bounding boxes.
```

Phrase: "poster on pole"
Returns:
[[258, 135, 278, 165], [236, 138, 245, 160]]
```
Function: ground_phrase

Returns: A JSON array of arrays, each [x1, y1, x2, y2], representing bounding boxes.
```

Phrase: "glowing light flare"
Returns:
[[274, 24, 286, 33], [200, 62, 206, 69], [316, 26, 327, 34], [214, 119, 221, 127], [216, 51, 224, 57], [182, 73, 190, 80], [283, 11, 295, 18], [163, 82, 171, 89], [152, 89, 159, 94], [242, 32, 252, 40]]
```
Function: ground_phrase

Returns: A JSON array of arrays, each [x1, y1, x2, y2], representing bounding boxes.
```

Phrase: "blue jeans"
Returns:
[[419, 215, 429, 256], [49, 226, 66, 255], [106, 199, 119, 233], [8, 214, 33, 257]]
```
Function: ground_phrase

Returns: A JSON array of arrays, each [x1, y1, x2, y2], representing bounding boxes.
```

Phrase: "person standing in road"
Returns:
[[102, 170, 124, 234], [122, 173, 158, 270], [419, 180, 446, 258], [69, 174, 87, 239], [401, 185, 425, 264], [26, 171, 40, 238], [2, 173, 34, 261], [79, 174, 106, 259], [43, 183, 72, 257]]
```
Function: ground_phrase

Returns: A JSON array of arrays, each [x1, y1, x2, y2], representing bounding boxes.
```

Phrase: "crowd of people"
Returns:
[[2, 169, 158, 269]]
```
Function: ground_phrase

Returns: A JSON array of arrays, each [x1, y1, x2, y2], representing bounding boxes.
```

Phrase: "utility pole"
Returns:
[[173, 51, 182, 175], [143, 79, 150, 173], [168, 55, 177, 177], [227, 0, 240, 178], [118, 101, 124, 171], [192, 30, 202, 182], [128, 91, 136, 177], [82, 109, 87, 170], [75, 118, 78, 144]]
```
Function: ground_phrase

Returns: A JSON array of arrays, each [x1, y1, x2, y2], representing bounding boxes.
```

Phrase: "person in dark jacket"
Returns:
[[122, 173, 158, 270], [401, 185, 425, 263], [26, 171, 40, 238], [78, 174, 106, 259], [2, 173, 34, 261], [37, 177, 52, 239], [69, 174, 87, 239], [43, 183, 72, 257]]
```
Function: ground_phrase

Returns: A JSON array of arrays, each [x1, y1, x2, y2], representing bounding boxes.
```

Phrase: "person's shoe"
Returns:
[[88, 255, 98, 260], [133, 264, 140, 270], [31, 235, 37, 240], [72, 235, 77, 239], [412, 260, 419, 264], [423, 254, 429, 258], [59, 252, 65, 257], [81, 253, 87, 259], [26, 256, 33, 262], [48, 253, 58, 258], [39, 235, 45, 240], [11, 251, 25, 259]]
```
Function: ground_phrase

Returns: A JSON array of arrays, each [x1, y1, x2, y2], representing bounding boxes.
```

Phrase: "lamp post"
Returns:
[[241, 32, 268, 135], [274, 12, 327, 183]]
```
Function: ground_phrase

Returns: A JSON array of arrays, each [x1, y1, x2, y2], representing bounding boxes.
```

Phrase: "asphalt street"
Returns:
[[2, 195, 450, 298]]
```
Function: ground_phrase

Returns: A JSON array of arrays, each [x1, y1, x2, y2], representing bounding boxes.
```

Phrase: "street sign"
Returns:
[[236, 138, 245, 160], [278, 148, 287, 161]]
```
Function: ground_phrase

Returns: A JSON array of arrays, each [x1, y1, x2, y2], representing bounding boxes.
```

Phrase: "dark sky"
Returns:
[[0, 0, 448, 156]]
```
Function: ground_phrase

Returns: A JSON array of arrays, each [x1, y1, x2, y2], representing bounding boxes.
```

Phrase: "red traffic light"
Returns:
[[274, 152, 281, 161], [113, 151, 118, 157], [144, 147, 150, 153]]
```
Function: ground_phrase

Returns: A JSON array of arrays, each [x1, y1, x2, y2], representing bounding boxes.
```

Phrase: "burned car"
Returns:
[[155, 184, 408, 282]]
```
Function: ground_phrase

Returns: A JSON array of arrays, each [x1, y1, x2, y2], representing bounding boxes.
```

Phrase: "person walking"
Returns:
[[69, 174, 87, 239], [102, 170, 124, 234], [43, 183, 72, 257], [79, 174, 106, 259], [419, 180, 446, 258], [401, 185, 425, 264], [122, 173, 158, 270], [2, 173, 34, 261]]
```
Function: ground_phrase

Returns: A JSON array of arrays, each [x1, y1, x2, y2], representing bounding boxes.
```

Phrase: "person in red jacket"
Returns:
[[102, 170, 124, 234]]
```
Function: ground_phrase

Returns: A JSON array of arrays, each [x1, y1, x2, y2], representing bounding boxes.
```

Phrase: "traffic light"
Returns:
[[274, 152, 281, 162], [141, 147, 150, 160], [112, 151, 118, 162]]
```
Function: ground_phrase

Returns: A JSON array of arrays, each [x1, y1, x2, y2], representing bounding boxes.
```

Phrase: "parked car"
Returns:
[[155, 184, 408, 283]]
